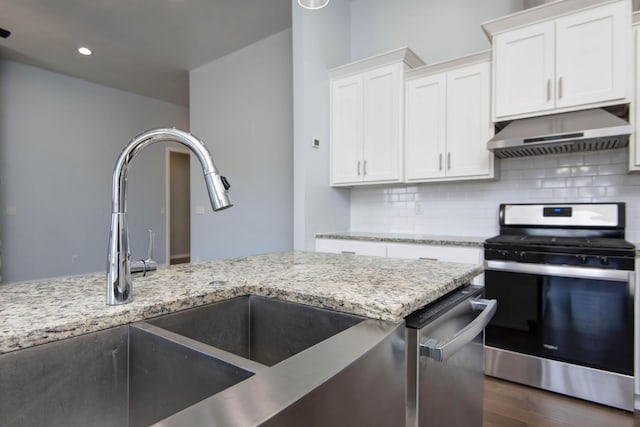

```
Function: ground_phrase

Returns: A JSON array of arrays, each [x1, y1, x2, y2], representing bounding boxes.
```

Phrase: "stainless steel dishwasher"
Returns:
[[405, 285, 496, 427]]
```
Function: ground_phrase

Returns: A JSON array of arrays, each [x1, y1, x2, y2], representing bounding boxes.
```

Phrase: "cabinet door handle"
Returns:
[[363, 160, 367, 176], [439, 153, 443, 171], [419, 257, 438, 261], [341, 251, 356, 255], [546, 79, 551, 101], [357, 161, 361, 176], [447, 153, 451, 170], [558, 77, 563, 99]]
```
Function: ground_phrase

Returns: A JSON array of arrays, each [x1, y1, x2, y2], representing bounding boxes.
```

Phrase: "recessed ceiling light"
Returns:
[[78, 47, 92, 56], [298, 0, 329, 9]]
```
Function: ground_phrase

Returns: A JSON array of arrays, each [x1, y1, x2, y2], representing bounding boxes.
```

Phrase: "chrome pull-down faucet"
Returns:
[[106, 128, 232, 305]]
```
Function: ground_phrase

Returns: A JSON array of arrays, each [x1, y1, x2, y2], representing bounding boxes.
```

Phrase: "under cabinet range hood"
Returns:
[[487, 108, 632, 159]]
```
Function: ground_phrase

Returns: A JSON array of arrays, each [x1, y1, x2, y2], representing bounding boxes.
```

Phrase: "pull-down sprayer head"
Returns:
[[106, 127, 232, 305]]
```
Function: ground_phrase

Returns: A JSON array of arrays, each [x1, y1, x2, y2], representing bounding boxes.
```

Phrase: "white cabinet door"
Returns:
[[446, 62, 493, 178], [315, 239, 387, 257], [633, 26, 640, 171], [493, 21, 555, 118], [405, 73, 447, 181], [330, 75, 364, 185], [555, 1, 628, 109], [362, 64, 403, 183]]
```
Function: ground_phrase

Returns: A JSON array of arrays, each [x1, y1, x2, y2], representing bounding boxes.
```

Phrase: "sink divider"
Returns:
[[131, 322, 269, 375]]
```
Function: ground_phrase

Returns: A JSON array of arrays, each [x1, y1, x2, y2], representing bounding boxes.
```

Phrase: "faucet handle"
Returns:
[[146, 229, 155, 261], [131, 229, 157, 278]]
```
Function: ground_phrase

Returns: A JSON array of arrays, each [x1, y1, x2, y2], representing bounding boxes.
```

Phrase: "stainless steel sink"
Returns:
[[0, 322, 259, 427], [128, 323, 260, 427], [0, 296, 405, 427], [147, 295, 365, 366]]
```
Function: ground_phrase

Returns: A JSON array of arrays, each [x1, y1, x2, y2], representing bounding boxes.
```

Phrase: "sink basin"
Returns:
[[0, 322, 257, 427], [147, 295, 365, 366], [0, 296, 369, 427], [128, 324, 257, 427]]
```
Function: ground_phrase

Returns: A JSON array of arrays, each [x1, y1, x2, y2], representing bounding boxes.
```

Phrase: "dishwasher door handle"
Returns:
[[419, 298, 497, 362]]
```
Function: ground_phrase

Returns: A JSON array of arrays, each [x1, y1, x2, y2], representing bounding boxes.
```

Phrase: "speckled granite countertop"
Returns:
[[0, 251, 482, 354], [316, 231, 486, 247]]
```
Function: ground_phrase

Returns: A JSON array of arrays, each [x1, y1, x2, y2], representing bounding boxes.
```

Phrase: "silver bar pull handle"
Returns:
[[546, 79, 551, 101], [357, 161, 361, 176], [447, 152, 451, 170], [558, 77, 563, 99], [418, 257, 438, 261], [420, 298, 497, 362], [439, 153, 443, 171], [341, 251, 356, 255], [363, 160, 367, 176]]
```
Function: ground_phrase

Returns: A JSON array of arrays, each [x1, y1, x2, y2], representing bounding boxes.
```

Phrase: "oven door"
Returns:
[[484, 261, 634, 375]]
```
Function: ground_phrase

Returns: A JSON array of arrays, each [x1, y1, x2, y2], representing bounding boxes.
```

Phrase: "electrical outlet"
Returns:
[[7, 206, 17, 216], [71, 255, 79, 264], [195, 205, 205, 215], [312, 138, 320, 149], [415, 202, 423, 215]]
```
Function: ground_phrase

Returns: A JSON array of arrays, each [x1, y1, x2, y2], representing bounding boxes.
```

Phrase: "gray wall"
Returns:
[[189, 29, 294, 261], [0, 60, 188, 283], [350, 0, 524, 64], [292, 0, 352, 251]]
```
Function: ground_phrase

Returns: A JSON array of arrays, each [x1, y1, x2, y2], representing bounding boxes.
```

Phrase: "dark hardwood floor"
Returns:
[[484, 376, 640, 427]]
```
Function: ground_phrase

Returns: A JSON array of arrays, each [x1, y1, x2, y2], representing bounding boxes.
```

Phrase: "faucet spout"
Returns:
[[106, 128, 232, 305]]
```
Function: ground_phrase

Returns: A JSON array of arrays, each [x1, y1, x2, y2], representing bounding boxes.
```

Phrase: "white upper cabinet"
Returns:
[[362, 64, 403, 183], [329, 48, 424, 186], [630, 13, 640, 172], [405, 74, 447, 179], [331, 75, 363, 184], [493, 22, 555, 118], [405, 52, 494, 183], [485, 0, 632, 121], [555, 2, 629, 108]]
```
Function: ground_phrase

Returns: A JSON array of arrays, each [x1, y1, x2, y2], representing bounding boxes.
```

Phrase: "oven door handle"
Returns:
[[419, 298, 497, 363], [485, 260, 632, 282]]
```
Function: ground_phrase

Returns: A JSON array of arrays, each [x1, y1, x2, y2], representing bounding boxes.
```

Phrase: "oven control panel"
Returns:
[[483, 247, 634, 271]]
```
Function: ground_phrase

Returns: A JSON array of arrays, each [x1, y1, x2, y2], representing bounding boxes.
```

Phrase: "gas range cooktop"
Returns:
[[484, 203, 636, 270]]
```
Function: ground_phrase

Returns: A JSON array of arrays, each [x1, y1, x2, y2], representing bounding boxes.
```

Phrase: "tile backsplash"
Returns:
[[350, 148, 640, 243]]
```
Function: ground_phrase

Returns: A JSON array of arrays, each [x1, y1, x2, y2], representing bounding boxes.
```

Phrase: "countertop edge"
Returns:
[[316, 232, 486, 247]]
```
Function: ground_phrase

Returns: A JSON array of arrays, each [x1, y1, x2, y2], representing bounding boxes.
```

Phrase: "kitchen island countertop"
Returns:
[[0, 251, 482, 354]]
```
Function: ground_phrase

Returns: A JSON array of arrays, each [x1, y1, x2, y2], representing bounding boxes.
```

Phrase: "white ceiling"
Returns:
[[0, 0, 292, 106]]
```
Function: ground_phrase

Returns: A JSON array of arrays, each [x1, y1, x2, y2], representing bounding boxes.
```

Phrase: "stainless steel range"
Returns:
[[483, 202, 636, 411]]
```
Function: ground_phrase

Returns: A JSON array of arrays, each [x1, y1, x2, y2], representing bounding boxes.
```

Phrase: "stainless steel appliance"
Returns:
[[484, 202, 636, 411], [486, 107, 632, 159], [406, 285, 496, 427]]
